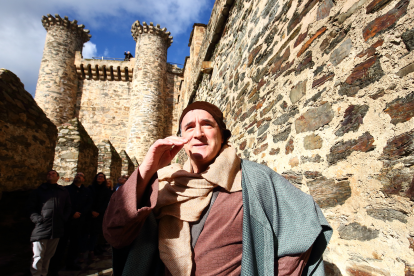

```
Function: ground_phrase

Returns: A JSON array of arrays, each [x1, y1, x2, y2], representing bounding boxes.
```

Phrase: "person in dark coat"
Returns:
[[87, 172, 111, 260], [28, 170, 71, 276], [49, 172, 92, 273]]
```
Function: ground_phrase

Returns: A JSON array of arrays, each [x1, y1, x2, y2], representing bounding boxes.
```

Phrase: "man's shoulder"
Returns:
[[241, 159, 278, 177]]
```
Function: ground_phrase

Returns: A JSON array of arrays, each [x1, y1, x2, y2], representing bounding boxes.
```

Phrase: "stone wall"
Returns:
[[77, 77, 131, 153], [97, 140, 122, 182], [120, 150, 135, 176], [0, 69, 57, 196], [166, 65, 184, 136], [182, 0, 414, 274], [53, 118, 98, 185]]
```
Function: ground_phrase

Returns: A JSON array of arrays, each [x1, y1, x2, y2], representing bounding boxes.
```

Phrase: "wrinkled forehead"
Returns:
[[180, 109, 217, 128]]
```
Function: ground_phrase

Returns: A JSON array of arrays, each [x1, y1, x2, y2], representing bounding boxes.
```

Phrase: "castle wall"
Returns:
[[165, 67, 184, 137], [0, 69, 57, 196], [184, 0, 414, 274], [53, 118, 98, 186], [97, 140, 122, 182], [120, 150, 135, 176], [35, 14, 90, 126], [77, 79, 131, 153]]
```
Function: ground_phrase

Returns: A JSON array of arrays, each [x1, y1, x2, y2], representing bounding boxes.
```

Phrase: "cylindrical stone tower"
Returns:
[[35, 14, 91, 126], [127, 21, 173, 162]]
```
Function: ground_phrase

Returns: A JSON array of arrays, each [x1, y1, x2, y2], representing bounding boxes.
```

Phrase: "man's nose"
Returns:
[[193, 124, 204, 138]]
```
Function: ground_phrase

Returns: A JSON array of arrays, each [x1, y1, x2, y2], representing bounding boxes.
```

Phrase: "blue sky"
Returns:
[[0, 0, 215, 97]]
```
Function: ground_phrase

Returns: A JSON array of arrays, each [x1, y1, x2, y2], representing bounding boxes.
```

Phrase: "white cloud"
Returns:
[[103, 48, 109, 57], [83, 42, 98, 59], [0, 0, 211, 96]]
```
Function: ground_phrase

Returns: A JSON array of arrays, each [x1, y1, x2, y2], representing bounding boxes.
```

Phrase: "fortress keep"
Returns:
[[35, 15, 183, 165]]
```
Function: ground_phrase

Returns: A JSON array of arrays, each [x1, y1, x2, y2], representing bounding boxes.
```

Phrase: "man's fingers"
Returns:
[[170, 144, 184, 157]]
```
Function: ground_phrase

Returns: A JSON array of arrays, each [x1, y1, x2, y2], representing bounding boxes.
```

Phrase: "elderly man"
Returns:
[[103, 101, 332, 276], [28, 170, 71, 276]]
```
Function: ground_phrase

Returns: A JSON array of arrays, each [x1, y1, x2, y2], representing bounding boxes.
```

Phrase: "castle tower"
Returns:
[[35, 14, 91, 126], [127, 21, 173, 162]]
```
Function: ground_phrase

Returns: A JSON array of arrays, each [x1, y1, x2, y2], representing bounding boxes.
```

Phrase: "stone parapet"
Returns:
[[131, 157, 139, 168], [0, 69, 57, 196], [53, 118, 98, 186], [131, 21, 173, 47], [41, 14, 91, 43], [75, 52, 134, 81], [119, 150, 135, 176], [97, 140, 122, 182], [167, 63, 183, 75]]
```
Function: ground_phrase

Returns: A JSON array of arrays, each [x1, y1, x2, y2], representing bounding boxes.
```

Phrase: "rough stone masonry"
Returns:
[[177, 0, 414, 274]]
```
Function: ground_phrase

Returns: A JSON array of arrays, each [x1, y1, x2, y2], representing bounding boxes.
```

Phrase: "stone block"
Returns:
[[330, 38, 353, 66], [304, 134, 323, 150], [273, 107, 299, 126], [317, 0, 334, 21], [327, 132, 376, 165], [363, 0, 409, 41], [285, 138, 294, 154], [269, 148, 280, 155], [290, 80, 307, 104], [296, 51, 314, 74], [304, 171, 323, 179], [297, 27, 327, 57], [312, 73, 335, 88], [338, 55, 384, 97], [253, 143, 268, 155], [308, 176, 351, 208], [287, 0, 320, 34], [347, 264, 391, 275], [338, 222, 379, 241], [273, 125, 292, 143], [384, 92, 414, 125], [295, 102, 334, 133], [335, 105, 369, 137], [281, 171, 303, 187], [366, 208, 407, 223], [396, 62, 414, 78], [323, 26, 351, 55], [301, 154, 323, 163], [248, 45, 263, 67], [294, 30, 308, 48], [402, 28, 414, 52], [356, 39, 384, 59], [366, 0, 393, 14]]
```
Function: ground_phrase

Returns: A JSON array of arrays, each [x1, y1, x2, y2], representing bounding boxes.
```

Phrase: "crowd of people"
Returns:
[[27, 170, 129, 276]]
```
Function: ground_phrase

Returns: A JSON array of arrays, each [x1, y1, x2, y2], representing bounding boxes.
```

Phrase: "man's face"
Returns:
[[46, 171, 59, 183], [74, 173, 85, 183], [118, 176, 127, 184], [181, 109, 223, 171]]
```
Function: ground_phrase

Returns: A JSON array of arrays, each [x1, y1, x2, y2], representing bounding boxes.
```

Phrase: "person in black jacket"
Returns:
[[28, 170, 71, 276], [87, 172, 111, 260], [49, 172, 92, 273]]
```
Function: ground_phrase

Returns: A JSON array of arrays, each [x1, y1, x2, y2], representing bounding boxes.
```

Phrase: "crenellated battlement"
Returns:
[[41, 14, 91, 43], [131, 21, 173, 47], [74, 52, 134, 81]]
